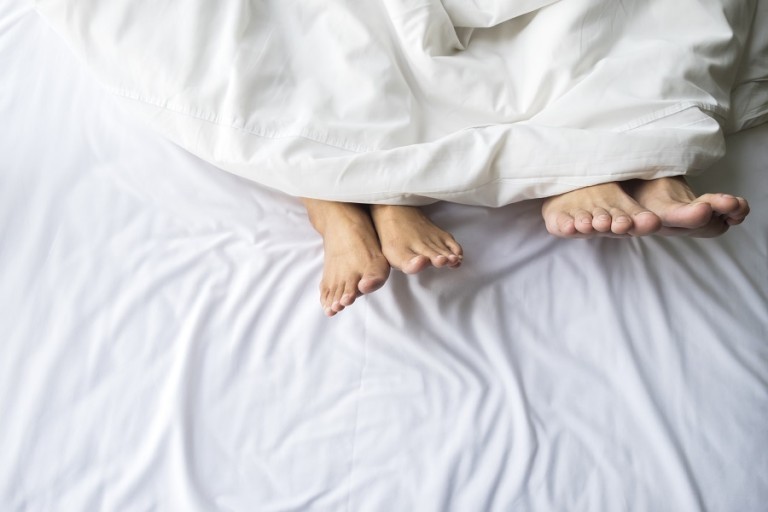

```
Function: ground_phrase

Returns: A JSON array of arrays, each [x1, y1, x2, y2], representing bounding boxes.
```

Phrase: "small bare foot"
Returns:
[[541, 182, 662, 238], [626, 176, 750, 237], [302, 199, 391, 317], [370, 205, 463, 274]]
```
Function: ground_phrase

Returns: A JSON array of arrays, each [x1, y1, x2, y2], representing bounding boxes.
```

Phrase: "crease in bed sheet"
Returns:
[[343, 300, 370, 512], [33, 0, 753, 206]]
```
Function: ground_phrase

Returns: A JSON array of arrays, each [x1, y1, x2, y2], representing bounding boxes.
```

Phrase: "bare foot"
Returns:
[[370, 205, 463, 274], [541, 182, 662, 238], [302, 199, 391, 317], [626, 176, 750, 237]]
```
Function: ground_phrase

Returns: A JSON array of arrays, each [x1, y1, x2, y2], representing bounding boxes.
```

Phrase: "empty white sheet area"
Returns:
[[1, 3, 767, 512]]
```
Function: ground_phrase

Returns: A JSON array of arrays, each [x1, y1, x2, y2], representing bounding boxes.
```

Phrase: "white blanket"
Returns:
[[34, 0, 756, 205]]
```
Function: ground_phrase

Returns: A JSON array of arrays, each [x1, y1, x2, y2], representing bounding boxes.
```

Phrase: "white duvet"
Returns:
[[35, 0, 756, 206]]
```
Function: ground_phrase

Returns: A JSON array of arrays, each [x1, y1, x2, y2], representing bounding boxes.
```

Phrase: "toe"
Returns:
[[629, 211, 661, 236], [548, 211, 577, 237], [700, 193, 740, 215], [340, 281, 358, 307], [726, 197, 750, 225], [390, 242, 448, 274], [436, 237, 463, 266], [382, 244, 428, 274], [403, 254, 430, 274], [320, 285, 331, 311], [572, 209, 594, 235], [608, 208, 633, 235], [445, 238, 463, 259], [590, 208, 612, 232], [431, 254, 449, 268], [330, 284, 346, 313], [664, 201, 713, 229], [358, 270, 388, 294], [425, 241, 451, 267]]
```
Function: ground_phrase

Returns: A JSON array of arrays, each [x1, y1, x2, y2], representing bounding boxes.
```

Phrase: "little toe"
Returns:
[[548, 211, 577, 237]]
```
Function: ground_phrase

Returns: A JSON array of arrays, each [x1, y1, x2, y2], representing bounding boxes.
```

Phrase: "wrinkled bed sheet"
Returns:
[[2, 2, 768, 511]]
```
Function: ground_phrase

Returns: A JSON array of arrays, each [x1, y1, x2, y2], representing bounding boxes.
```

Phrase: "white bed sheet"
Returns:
[[1, 3, 767, 511]]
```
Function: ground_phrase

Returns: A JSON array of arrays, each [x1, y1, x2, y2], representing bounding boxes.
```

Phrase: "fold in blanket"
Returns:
[[35, 0, 756, 206]]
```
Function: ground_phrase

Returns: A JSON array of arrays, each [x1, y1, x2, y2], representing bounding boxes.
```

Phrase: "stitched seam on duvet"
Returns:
[[400, 166, 700, 199], [108, 87, 373, 154], [109, 87, 723, 157], [615, 101, 724, 132]]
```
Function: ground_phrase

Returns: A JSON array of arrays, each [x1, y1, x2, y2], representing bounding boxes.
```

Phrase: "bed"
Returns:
[[1, 1, 767, 511]]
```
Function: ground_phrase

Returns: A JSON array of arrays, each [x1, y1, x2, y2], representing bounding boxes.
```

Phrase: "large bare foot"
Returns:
[[370, 205, 463, 274], [541, 182, 662, 238], [302, 199, 391, 317], [626, 176, 750, 237]]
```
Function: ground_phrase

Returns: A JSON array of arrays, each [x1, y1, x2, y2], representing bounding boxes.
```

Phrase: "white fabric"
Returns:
[[727, 0, 768, 132], [2, 4, 768, 511], [34, 0, 754, 206]]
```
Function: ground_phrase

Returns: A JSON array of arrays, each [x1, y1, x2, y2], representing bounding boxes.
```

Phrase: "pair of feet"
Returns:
[[302, 199, 463, 317], [304, 176, 750, 317]]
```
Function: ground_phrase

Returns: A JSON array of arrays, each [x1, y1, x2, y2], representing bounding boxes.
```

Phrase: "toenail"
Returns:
[[722, 194, 734, 199]]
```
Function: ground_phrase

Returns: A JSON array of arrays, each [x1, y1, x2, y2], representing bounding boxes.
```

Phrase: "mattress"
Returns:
[[1, 2, 767, 511]]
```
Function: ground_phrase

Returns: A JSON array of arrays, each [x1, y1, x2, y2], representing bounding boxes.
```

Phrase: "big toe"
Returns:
[[358, 267, 390, 294], [658, 200, 713, 229], [700, 193, 750, 223]]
